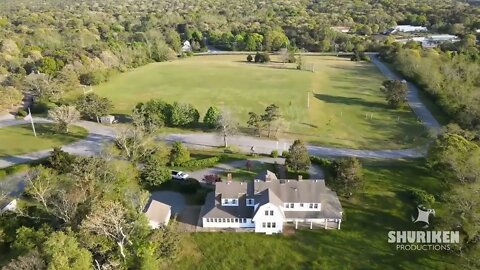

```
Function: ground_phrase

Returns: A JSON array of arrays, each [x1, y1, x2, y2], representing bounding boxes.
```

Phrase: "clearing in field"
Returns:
[[90, 55, 427, 150], [0, 124, 88, 157]]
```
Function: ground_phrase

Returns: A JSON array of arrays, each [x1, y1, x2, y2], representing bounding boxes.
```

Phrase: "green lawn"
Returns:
[[82, 55, 427, 150], [173, 160, 456, 270], [0, 124, 88, 157]]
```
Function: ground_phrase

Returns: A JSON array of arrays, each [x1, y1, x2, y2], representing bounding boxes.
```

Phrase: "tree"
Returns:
[[333, 157, 363, 197], [79, 71, 106, 86], [168, 102, 199, 127], [75, 93, 113, 122], [115, 110, 158, 162], [24, 166, 59, 210], [48, 105, 80, 133], [81, 200, 138, 259], [42, 231, 92, 270], [0, 86, 22, 111], [254, 52, 270, 63], [285, 140, 311, 172], [246, 54, 253, 62], [135, 99, 171, 129], [216, 109, 238, 147], [203, 106, 221, 128], [381, 80, 408, 108], [169, 141, 190, 166], [2, 250, 46, 270], [140, 156, 171, 187], [261, 104, 281, 138], [47, 147, 76, 174], [428, 133, 480, 183], [247, 112, 263, 136]]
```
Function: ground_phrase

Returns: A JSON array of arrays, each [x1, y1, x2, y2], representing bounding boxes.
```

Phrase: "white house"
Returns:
[[390, 25, 428, 34], [144, 200, 171, 229], [421, 35, 460, 48], [200, 171, 343, 234], [182, 40, 192, 52]]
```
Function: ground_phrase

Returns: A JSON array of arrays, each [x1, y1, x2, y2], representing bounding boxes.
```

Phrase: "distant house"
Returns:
[[182, 40, 192, 52], [331, 26, 350, 33], [388, 25, 428, 34], [144, 200, 172, 229], [200, 171, 343, 234], [0, 199, 17, 213], [421, 35, 460, 48]]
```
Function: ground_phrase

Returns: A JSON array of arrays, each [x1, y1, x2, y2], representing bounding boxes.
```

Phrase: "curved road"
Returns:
[[0, 57, 441, 169]]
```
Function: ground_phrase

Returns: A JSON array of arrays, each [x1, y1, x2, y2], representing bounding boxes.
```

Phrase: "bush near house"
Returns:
[[270, 150, 278, 158]]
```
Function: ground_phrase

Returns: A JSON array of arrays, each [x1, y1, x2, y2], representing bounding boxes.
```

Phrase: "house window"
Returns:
[[262, 222, 266, 228], [272, 222, 276, 228], [235, 218, 239, 223], [314, 203, 318, 209], [267, 222, 271, 228], [270, 210, 274, 215], [290, 203, 294, 208], [309, 203, 313, 209], [232, 199, 237, 204], [285, 203, 290, 208], [265, 210, 269, 215], [300, 203, 304, 207], [242, 218, 246, 223], [247, 199, 254, 206]]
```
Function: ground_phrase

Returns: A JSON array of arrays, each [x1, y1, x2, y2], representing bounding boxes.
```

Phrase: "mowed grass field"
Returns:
[[173, 160, 454, 270], [90, 55, 427, 150], [0, 124, 88, 157]]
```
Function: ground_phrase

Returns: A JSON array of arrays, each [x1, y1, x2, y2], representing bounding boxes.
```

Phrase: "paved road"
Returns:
[[370, 55, 441, 136], [162, 133, 425, 159], [0, 56, 441, 169], [0, 115, 116, 169]]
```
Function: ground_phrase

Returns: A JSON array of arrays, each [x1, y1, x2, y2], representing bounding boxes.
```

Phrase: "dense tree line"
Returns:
[[0, 0, 477, 116], [380, 41, 480, 134]]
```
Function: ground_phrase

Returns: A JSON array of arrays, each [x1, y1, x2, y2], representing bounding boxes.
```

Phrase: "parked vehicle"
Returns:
[[172, 171, 189, 180]]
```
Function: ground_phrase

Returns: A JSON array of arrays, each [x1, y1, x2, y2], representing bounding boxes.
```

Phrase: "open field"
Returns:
[[173, 160, 453, 270], [85, 55, 427, 150], [0, 124, 88, 157]]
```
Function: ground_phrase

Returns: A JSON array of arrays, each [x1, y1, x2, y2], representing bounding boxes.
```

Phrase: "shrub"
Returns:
[[181, 157, 220, 168], [281, 150, 289, 158], [16, 108, 27, 118], [270, 150, 279, 158], [409, 188, 435, 208], [310, 156, 332, 167], [31, 100, 53, 114]]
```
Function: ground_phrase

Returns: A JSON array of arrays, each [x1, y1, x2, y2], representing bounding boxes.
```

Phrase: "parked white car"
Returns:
[[172, 171, 189, 180]]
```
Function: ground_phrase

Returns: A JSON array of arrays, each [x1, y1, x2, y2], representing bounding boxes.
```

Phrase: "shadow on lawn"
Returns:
[[314, 93, 390, 110]]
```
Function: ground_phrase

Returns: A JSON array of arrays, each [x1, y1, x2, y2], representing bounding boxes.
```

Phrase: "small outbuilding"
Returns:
[[0, 199, 17, 213], [100, 115, 115, 124], [144, 200, 172, 229]]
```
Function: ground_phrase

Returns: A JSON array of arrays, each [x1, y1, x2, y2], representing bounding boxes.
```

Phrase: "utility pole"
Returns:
[[307, 91, 310, 108]]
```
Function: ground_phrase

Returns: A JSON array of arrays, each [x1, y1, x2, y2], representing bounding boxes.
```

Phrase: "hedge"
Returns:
[[181, 156, 220, 168]]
